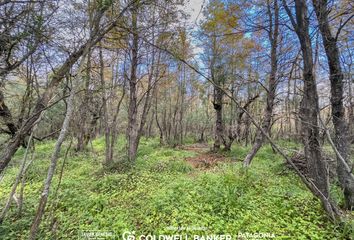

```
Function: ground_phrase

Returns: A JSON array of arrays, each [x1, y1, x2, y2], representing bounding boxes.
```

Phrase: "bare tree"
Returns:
[[312, 0, 354, 209], [126, 4, 139, 162], [0, 1, 133, 174], [243, 0, 279, 166], [283, 0, 329, 197]]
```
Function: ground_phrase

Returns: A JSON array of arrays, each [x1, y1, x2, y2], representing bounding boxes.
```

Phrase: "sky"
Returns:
[[184, 0, 205, 25], [181, 0, 206, 57]]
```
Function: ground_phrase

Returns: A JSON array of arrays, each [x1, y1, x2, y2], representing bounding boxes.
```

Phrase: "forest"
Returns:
[[0, 0, 353, 239]]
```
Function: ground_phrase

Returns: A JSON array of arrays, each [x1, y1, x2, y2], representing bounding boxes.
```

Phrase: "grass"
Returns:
[[0, 137, 352, 239]]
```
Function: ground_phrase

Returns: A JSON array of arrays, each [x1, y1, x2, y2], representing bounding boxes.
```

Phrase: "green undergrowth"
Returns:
[[0, 138, 352, 239]]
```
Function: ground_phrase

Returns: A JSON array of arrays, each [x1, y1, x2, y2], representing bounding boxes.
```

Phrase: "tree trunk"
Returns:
[[294, 76, 300, 140], [29, 79, 77, 240], [283, 0, 329, 197], [155, 95, 164, 145], [127, 6, 139, 162], [178, 64, 186, 145], [147, 110, 155, 138], [76, 49, 92, 152], [0, 44, 90, 174], [0, 90, 18, 136], [313, 0, 354, 209], [213, 85, 223, 151], [137, 45, 159, 144], [0, 5, 115, 174], [0, 129, 36, 223], [226, 94, 259, 151], [109, 81, 126, 162], [99, 45, 112, 166], [349, 75, 354, 142], [244, 0, 279, 166]]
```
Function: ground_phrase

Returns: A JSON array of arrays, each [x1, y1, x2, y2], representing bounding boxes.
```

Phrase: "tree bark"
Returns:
[[313, 0, 354, 209], [348, 75, 354, 143], [226, 94, 259, 151], [0, 90, 17, 136], [283, 0, 329, 197], [29, 79, 76, 240], [76, 49, 92, 152], [243, 0, 279, 166], [127, 6, 139, 162], [108, 79, 126, 162], [137, 46, 159, 144], [0, 2, 133, 174], [213, 85, 224, 151], [99, 45, 112, 166]]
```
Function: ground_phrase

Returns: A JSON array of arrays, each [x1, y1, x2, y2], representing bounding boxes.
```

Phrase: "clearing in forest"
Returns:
[[180, 144, 229, 169], [1, 138, 348, 239]]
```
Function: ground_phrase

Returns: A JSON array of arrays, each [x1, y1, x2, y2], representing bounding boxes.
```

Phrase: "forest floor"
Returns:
[[0, 138, 353, 239], [180, 143, 229, 169]]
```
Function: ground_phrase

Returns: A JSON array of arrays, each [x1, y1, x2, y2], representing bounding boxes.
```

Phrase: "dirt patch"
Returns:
[[185, 152, 229, 169], [179, 143, 230, 169]]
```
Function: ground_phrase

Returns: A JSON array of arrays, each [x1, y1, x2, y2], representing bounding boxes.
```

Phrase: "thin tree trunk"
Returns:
[[0, 129, 36, 223], [294, 75, 300, 140], [213, 85, 223, 151], [127, 6, 139, 162], [178, 64, 186, 145], [76, 3, 94, 152], [99, 45, 112, 166], [76, 48, 92, 152], [29, 80, 77, 240], [155, 94, 164, 144], [109, 83, 126, 161], [147, 110, 155, 137], [225, 94, 259, 151], [137, 46, 159, 144], [244, 0, 279, 166], [48, 138, 72, 233], [349, 76, 354, 142]]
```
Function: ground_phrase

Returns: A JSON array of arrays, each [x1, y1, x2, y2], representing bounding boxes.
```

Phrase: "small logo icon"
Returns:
[[122, 231, 136, 240]]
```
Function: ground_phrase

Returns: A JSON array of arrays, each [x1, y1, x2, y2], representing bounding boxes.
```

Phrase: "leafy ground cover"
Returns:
[[0, 138, 352, 239]]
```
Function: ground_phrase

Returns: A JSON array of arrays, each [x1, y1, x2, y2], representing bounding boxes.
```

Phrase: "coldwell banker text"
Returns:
[[122, 232, 275, 240], [123, 232, 231, 240]]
